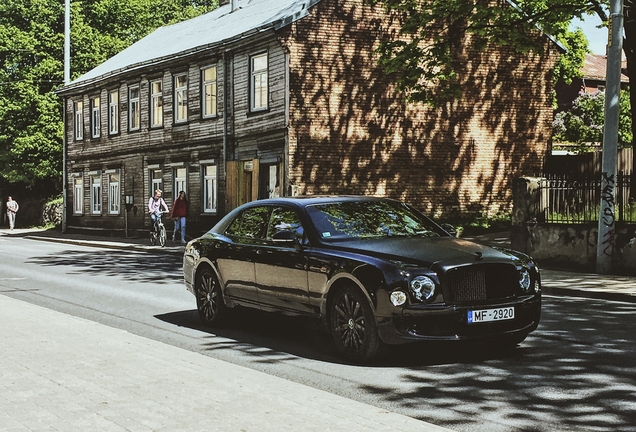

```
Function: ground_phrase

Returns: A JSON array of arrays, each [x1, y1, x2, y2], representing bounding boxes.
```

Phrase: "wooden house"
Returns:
[[57, 0, 561, 236]]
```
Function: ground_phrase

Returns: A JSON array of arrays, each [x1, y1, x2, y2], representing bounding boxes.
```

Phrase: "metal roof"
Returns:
[[61, 0, 321, 91]]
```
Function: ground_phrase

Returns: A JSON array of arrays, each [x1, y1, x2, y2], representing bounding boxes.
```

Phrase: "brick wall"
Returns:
[[282, 0, 559, 219]]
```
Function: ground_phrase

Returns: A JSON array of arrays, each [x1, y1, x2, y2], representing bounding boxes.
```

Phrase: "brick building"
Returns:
[[57, 0, 561, 237]]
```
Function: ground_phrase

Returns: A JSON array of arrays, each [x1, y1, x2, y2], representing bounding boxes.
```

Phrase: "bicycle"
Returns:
[[149, 211, 167, 247]]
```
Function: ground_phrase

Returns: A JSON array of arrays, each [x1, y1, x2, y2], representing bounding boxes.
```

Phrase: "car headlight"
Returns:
[[410, 275, 436, 301], [519, 268, 531, 292], [390, 291, 408, 306]]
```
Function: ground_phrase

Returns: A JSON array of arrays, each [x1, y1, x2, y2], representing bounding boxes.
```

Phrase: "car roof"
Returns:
[[243, 195, 398, 209]]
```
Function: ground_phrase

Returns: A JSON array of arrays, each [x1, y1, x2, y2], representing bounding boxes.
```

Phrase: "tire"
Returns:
[[195, 266, 226, 326], [158, 224, 166, 247], [329, 285, 382, 362], [149, 230, 157, 246]]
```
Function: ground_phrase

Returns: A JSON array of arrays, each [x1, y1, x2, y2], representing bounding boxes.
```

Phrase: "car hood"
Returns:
[[325, 236, 519, 268]]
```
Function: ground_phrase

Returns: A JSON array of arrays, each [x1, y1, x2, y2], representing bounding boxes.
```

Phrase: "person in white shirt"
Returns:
[[147, 189, 169, 233], [6, 196, 19, 231]]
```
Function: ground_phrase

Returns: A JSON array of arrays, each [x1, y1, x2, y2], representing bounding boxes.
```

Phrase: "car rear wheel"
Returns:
[[329, 285, 382, 362], [195, 266, 226, 326]]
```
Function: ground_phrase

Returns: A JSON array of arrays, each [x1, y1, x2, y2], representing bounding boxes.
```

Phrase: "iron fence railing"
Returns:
[[538, 173, 636, 224]]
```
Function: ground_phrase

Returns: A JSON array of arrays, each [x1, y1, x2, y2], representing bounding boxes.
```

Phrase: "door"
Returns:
[[254, 206, 312, 314], [216, 205, 269, 307]]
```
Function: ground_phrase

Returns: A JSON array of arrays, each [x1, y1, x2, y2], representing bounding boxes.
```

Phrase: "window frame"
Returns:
[[150, 168, 163, 195], [174, 73, 188, 123], [90, 97, 100, 138], [74, 100, 84, 140], [249, 52, 268, 112], [128, 85, 140, 131], [202, 163, 218, 213], [150, 79, 163, 128], [173, 167, 187, 197], [73, 175, 84, 215], [108, 170, 120, 215], [90, 172, 102, 215], [108, 90, 119, 135], [201, 65, 218, 118]]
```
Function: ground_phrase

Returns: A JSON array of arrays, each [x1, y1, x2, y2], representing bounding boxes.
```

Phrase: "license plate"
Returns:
[[467, 307, 514, 324]]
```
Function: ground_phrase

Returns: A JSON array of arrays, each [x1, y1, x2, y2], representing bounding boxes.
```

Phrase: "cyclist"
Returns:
[[148, 189, 169, 234]]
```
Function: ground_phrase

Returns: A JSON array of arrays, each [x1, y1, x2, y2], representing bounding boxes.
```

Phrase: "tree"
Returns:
[[553, 89, 632, 151], [0, 0, 218, 197]]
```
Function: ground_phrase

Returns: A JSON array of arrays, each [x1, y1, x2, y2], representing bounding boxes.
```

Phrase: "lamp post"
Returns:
[[596, 0, 624, 274]]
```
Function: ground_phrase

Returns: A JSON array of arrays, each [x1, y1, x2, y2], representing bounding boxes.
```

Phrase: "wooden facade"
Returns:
[[58, 0, 560, 237]]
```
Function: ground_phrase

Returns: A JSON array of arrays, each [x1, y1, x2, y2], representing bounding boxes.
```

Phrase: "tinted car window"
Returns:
[[225, 206, 270, 239], [267, 206, 305, 243], [306, 200, 441, 240]]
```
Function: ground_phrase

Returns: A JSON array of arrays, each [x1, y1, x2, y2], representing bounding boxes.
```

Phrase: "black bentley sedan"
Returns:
[[183, 196, 541, 361]]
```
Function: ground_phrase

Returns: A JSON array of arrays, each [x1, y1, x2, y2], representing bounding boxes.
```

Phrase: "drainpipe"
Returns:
[[62, 96, 67, 233], [231, 0, 238, 11]]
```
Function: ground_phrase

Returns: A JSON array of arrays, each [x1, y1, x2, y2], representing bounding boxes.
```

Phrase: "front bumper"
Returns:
[[377, 294, 541, 345]]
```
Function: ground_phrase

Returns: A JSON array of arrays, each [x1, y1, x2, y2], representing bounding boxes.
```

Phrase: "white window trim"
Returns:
[[90, 173, 102, 215], [150, 168, 163, 197], [174, 167, 187, 197], [203, 163, 218, 213], [73, 174, 84, 215], [90, 97, 100, 138], [174, 74, 188, 123], [108, 90, 119, 135], [250, 52, 268, 112], [108, 170, 120, 215], [128, 85, 140, 131], [150, 80, 163, 128], [74, 100, 84, 140], [201, 65, 217, 118]]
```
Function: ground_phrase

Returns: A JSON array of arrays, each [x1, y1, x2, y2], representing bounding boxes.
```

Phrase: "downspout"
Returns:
[[62, 96, 67, 233], [223, 50, 230, 211]]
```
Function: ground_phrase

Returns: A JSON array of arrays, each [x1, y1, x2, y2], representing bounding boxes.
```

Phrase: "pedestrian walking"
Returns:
[[6, 196, 19, 231], [170, 191, 188, 244]]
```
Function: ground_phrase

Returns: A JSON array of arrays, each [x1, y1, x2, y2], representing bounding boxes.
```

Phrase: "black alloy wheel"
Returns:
[[195, 266, 226, 326], [329, 285, 381, 362]]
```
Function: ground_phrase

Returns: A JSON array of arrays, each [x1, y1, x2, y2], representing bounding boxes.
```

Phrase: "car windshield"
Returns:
[[306, 200, 442, 241]]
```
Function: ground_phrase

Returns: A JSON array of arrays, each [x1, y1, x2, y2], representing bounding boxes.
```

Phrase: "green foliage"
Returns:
[[553, 28, 587, 86], [553, 89, 633, 151], [368, 0, 605, 104], [0, 0, 218, 196]]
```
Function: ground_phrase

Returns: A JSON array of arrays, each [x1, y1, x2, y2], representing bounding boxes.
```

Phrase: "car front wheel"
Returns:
[[195, 266, 226, 326], [329, 285, 382, 362]]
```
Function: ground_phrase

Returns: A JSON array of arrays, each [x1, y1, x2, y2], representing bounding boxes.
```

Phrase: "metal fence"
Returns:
[[538, 173, 635, 224]]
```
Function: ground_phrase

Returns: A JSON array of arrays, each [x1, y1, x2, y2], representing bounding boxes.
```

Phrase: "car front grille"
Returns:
[[445, 264, 517, 303]]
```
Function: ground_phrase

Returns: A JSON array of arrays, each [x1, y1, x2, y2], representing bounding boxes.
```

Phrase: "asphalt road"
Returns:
[[1, 236, 635, 432]]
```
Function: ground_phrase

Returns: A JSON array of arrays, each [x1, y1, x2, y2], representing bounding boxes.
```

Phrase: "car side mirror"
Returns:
[[440, 223, 458, 237], [272, 230, 302, 251]]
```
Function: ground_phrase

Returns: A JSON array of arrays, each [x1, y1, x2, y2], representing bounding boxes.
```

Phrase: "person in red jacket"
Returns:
[[170, 191, 189, 244]]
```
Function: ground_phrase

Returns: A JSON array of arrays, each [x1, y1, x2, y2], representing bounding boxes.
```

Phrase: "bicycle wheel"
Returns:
[[149, 229, 157, 245], [159, 224, 167, 247]]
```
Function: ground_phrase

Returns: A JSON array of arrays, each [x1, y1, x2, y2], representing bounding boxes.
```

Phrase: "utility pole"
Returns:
[[62, 0, 70, 233], [596, 0, 624, 274]]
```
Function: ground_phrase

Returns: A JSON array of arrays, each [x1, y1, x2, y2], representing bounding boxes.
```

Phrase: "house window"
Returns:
[[174, 74, 188, 123], [150, 168, 163, 194], [74, 100, 83, 140], [90, 97, 100, 138], [150, 80, 163, 127], [73, 176, 84, 215], [129, 86, 140, 131], [250, 52, 268, 111], [108, 171, 120, 214], [202, 66, 217, 118], [203, 164, 217, 213], [91, 173, 102, 215], [108, 90, 119, 134], [174, 167, 187, 197]]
